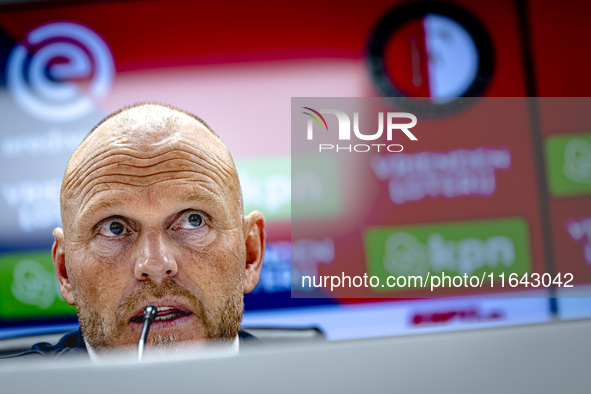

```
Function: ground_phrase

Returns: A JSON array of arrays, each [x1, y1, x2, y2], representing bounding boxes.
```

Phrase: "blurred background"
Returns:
[[0, 0, 590, 348]]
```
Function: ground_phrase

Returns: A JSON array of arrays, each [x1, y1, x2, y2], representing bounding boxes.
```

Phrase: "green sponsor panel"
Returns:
[[292, 154, 341, 220], [236, 157, 291, 222], [0, 251, 76, 319], [236, 154, 341, 222], [545, 133, 591, 197], [364, 217, 532, 292]]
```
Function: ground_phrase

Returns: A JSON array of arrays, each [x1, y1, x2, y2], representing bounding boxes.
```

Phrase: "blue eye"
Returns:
[[98, 220, 128, 237], [188, 213, 202, 228], [178, 212, 205, 229], [110, 222, 124, 235]]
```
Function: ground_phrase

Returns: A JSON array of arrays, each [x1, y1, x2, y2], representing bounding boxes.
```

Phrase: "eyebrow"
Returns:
[[181, 188, 225, 207], [77, 187, 226, 229], [78, 197, 124, 224]]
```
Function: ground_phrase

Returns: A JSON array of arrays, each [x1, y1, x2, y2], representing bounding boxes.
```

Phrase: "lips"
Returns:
[[130, 306, 190, 323], [129, 299, 193, 325]]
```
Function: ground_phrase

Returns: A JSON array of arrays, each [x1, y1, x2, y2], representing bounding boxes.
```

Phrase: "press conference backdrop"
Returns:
[[0, 0, 590, 341]]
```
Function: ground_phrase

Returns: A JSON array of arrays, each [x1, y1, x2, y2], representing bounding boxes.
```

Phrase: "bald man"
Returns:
[[2, 103, 266, 361]]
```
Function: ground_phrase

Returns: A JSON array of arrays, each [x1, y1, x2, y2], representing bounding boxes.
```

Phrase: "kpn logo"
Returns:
[[364, 217, 532, 290], [302, 107, 417, 153]]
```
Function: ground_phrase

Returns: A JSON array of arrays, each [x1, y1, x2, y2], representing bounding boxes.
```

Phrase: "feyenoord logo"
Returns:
[[367, 1, 494, 116]]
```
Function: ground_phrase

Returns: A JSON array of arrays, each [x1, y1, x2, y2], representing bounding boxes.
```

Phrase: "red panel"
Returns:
[[538, 97, 591, 136], [528, 0, 591, 96], [0, 0, 528, 97]]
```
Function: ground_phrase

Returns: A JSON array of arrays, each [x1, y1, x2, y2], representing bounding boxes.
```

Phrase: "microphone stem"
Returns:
[[137, 305, 157, 362]]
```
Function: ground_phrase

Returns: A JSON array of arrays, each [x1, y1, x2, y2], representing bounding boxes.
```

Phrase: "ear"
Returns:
[[242, 211, 266, 293], [52, 227, 75, 305]]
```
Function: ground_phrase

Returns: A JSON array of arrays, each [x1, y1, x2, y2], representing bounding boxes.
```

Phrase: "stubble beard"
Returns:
[[74, 277, 244, 356]]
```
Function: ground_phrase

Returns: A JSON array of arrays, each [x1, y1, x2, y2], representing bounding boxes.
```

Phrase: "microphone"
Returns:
[[137, 304, 157, 362]]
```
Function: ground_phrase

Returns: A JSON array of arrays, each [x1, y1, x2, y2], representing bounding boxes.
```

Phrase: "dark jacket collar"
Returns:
[[1, 328, 260, 361]]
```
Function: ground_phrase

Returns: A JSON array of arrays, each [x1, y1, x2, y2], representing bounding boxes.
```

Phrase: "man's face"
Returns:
[[52, 116, 265, 354]]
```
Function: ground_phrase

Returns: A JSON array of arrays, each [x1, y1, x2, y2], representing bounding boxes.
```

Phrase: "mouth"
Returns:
[[130, 307, 191, 323], [129, 300, 193, 326]]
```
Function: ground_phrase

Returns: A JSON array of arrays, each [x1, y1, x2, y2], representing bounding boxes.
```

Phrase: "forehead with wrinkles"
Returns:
[[60, 105, 241, 232]]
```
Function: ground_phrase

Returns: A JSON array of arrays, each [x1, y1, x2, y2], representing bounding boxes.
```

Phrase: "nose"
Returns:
[[134, 230, 178, 282]]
